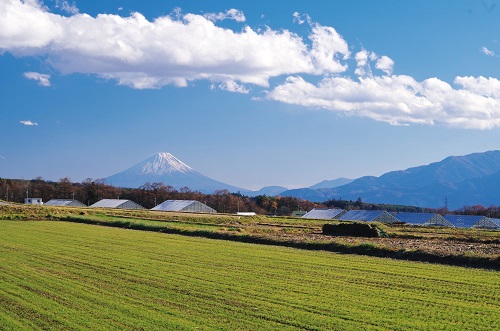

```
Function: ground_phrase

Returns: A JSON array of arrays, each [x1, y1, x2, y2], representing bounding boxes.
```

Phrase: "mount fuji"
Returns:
[[104, 152, 251, 194]]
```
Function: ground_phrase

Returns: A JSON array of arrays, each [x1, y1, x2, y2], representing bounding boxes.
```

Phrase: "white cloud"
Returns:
[[292, 12, 311, 25], [0, 155, 5, 160], [0, 1, 350, 89], [308, 23, 350, 74], [266, 75, 500, 129], [23, 71, 51, 86], [219, 80, 249, 94], [0, 0, 64, 49], [481, 46, 495, 56], [375, 55, 394, 75], [354, 51, 393, 76], [58, 0, 79, 14], [354, 50, 374, 76], [20, 120, 38, 126], [204, 9, 245, 22]]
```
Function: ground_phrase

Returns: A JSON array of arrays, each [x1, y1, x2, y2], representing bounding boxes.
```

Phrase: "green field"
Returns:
[[0, 221, 499, 330]]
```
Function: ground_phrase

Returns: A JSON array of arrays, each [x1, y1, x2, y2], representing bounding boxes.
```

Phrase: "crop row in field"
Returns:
[[0, 220, 499, 330]]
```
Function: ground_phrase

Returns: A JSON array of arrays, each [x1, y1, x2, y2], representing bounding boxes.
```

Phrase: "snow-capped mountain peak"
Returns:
[[104, 151, 251, 194], [140, 152, 194, 175]]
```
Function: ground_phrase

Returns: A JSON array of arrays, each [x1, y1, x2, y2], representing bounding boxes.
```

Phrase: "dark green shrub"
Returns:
[[322, 222, 387, 238]]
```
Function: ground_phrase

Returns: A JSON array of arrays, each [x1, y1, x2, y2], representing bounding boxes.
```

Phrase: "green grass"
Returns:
[[0, 221, 499, 330]]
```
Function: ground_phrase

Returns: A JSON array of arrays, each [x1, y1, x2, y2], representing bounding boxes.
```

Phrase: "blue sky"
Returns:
[[1, 0, 500, 190]]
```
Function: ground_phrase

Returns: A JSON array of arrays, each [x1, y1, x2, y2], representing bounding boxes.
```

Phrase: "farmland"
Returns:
[[0, 204, 499, 269], [0, 219, 499, 330]]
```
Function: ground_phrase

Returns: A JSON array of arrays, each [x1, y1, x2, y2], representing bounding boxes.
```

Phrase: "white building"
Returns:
[[24, 198, 43, 205]]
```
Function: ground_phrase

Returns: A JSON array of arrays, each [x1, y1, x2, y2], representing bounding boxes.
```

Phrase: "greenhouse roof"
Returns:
[[302, 208, 345, 219], [151, 200, 197, 211], [338, 210, 394, 222], [394, 212, 451, 226], [443, 215, 486, 228], [45, 199, 85, 207], [89, 199, 143, 209]]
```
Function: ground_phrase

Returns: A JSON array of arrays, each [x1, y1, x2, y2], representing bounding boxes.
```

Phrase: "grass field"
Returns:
[[0, 220, 499, 330], [1, 204, 499, 269]]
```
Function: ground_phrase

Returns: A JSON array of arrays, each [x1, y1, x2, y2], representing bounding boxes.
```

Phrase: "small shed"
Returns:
[[151, 200, 216, 213], [291, 210, 307, 217], [302, 208, 345, 220], [394, 212, 453, 227], [473, 217, 500, 230], [24, 198, 43, 205], [338, 210, 399, 224], [90, 199, 144, 210], [443, 215, 487, 229], [45, 199, 86, 207]]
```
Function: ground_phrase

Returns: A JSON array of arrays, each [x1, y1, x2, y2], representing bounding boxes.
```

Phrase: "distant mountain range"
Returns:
[[281, 150, 500, 210], [104, 150, 500, 209]]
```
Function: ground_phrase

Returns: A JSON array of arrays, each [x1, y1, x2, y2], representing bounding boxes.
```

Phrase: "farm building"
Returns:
[[90, 199, 144, 210], [473, 217, 500, 230], [24, 198, 43, 205], [302, 208, 345, 220], [443, 215, 487, 228], [338, 210, 399, 224], [394, 212, 452, 227], [151, 200, 216, 213], [45, 199, 86, 207]]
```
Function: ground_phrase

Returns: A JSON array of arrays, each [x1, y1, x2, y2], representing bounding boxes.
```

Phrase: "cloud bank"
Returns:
[[1, 1, 500, 129], [0, 0, 348, 90], [266, 75, 500, 129]]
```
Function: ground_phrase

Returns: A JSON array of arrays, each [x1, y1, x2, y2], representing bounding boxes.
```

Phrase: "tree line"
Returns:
[[0, 177, 318, 215], [3, 177, 496, 217]]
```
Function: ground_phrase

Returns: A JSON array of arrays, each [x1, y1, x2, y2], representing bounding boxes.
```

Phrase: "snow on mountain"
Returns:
[[140, 152, 193, 175]]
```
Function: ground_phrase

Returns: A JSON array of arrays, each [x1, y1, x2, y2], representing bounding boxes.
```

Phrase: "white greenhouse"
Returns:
[[302, 208, 345, 220], [443, 215, 487, 229], [394, 212, 452, 227], [90, 199, 144, 210], [45, 199, 86, 207], [151, 200, 216, 213]]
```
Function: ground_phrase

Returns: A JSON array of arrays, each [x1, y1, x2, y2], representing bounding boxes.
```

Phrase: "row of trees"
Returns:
[[0, 177, 321, 215], [4, 177, 498, 217]]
